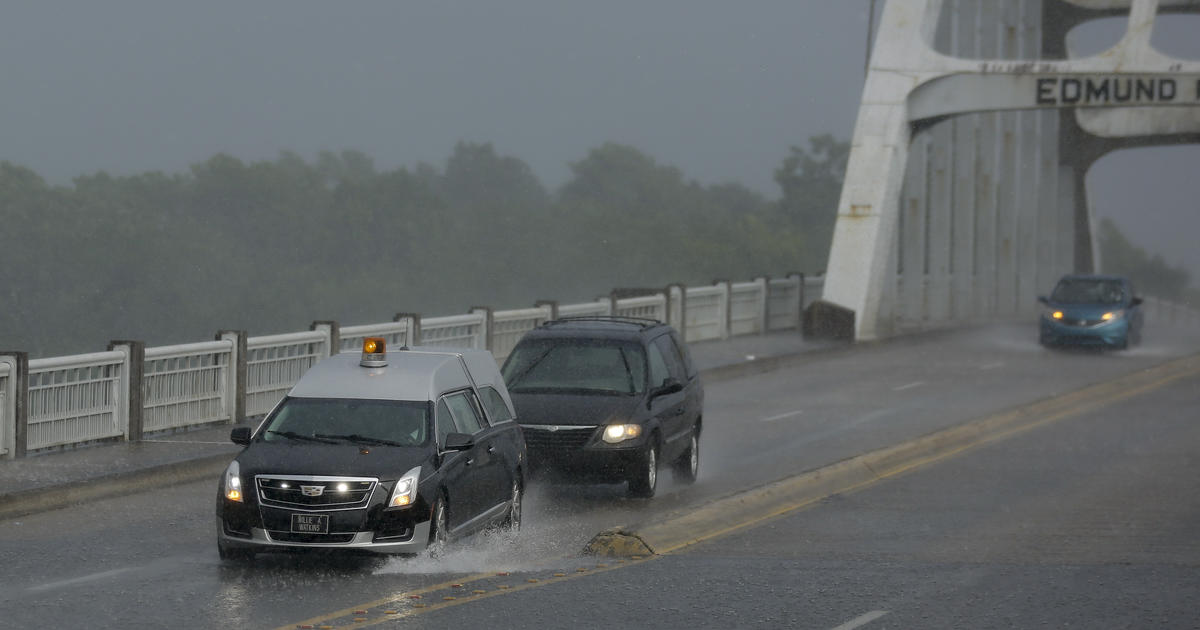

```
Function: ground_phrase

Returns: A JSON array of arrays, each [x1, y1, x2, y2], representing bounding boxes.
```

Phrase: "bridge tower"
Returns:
[[817, 0, 1200, 341]]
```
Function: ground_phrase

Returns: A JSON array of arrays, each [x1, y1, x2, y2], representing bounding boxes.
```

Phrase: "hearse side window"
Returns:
[[444, 391, 484, 434], [436, 399, 457, 445], [480, 386, 513, 423]]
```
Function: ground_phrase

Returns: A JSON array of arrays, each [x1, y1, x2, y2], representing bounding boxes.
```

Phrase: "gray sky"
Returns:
[[0, 1, 873, 195], [1, 1, 1197, 279]]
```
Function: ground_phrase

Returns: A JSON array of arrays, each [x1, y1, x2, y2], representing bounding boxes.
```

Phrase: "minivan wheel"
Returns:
[[628, 442, 658, 498], [672, 431, 699, 484]]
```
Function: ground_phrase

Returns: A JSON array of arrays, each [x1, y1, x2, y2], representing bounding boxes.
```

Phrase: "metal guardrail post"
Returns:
[[0, 352, 28, 459], [108, 341, 145, 441], [394, 313, 421, 346], [310, 321, 339, 358], [217, 330, 247, 424], [470, 307, 493, 352]]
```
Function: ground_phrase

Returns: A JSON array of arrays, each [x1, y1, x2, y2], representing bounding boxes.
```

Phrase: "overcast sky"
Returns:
[[1, 1, 1197, 280]]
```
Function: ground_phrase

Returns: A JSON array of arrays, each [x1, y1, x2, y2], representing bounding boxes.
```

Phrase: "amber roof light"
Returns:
[[361, 337, 388, 367]]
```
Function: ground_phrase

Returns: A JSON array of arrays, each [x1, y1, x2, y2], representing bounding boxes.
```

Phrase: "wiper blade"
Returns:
[[266, 430, 337, 444], [314, 433, 407, 447]]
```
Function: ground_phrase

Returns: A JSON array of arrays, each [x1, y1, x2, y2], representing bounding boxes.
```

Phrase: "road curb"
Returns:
[[0, 452, 234, 521], [585, 352, 1200, 557]]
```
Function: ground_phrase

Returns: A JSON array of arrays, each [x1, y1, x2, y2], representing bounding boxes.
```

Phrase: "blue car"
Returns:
[[1038, 274, 1144, 350]]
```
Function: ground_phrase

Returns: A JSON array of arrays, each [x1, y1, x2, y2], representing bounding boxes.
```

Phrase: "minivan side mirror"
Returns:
[[443, 432, 474, 452], [650, 378, 684, 401], [230, 426, 252, 446]]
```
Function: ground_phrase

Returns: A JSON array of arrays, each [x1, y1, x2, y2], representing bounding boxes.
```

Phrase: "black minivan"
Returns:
[[500, 317, 703, 498]]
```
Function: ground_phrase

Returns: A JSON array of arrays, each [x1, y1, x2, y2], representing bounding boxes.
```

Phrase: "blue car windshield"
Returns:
[[260, 397, 429, 446], [502, 340, 647, 395], [1050, 278, 1126, 305]]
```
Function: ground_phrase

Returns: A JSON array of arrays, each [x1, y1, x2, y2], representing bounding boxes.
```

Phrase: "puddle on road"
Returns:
[[375, 484, 617, 576]]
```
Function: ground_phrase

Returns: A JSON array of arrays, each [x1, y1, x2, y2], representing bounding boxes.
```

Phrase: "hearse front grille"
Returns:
[[256, 476, 377, 509]]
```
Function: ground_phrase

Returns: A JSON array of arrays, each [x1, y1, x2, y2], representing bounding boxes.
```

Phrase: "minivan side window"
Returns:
[[653, 335, 687, 382], [647, 341, 672, 389], [667, 331, 698, 379]]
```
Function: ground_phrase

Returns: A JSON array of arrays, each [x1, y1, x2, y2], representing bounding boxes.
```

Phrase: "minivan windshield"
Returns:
[[502, 339, 647, 395], [260, 397, 429, 447], [1050, 278, 1127, 305]]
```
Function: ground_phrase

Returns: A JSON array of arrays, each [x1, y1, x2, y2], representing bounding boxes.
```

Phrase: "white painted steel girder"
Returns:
[[824, 0, 1200, 341]]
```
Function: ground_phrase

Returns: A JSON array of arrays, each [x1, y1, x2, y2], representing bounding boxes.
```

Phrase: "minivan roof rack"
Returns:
[[543, 315, 663, 329]]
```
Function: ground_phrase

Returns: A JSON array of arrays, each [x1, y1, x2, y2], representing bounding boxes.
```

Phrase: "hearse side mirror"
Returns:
[[230, 426, 252, 446], [443, 432, 474, 452]]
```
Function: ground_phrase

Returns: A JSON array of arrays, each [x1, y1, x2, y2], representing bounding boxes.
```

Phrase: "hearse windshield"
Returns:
[[260, 397, 430, 447]]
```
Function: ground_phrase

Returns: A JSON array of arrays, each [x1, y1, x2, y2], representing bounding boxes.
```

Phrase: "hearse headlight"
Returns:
[[602, 423, 643, 444], [388, 466, 421, 508], [224, 460, 243, 502]]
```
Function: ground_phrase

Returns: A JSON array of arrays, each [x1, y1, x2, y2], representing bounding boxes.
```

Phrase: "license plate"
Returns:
[[291, 513, 329, 534]]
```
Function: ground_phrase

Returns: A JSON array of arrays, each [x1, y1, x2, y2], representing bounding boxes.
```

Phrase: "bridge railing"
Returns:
[[0, 273, 818, 458], [143, 340, 236, 433], [26, 351, 130, 452], [245, 331, 330, 418], [0, 360, 13, 458], [1142, 296, 1200, 328], [338, 317, 417, 353], [491, 306, 554, 362]]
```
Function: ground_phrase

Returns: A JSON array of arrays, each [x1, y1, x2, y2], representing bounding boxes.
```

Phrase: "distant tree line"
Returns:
[[1, 137, 845, 357], [1096, 218, 1197, 304]]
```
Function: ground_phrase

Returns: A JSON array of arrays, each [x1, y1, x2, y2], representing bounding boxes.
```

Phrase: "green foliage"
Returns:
[[1097, 218, 1190, 300], [773, 134, 849, 271], [1, 139, 843, 357]]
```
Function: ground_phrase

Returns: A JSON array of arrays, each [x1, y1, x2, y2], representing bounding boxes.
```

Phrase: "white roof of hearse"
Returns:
[[287, 346, 508, 405]]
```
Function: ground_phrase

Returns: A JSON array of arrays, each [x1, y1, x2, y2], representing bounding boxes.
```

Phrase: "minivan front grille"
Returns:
[[256, 476, 377, 509], [520, 424, 597, 451]]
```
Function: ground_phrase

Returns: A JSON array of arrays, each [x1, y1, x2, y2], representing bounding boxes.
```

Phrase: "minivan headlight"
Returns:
[[602, 423, 642, 444], [388, 466, 421, 508], [224, 460, 243, 502]]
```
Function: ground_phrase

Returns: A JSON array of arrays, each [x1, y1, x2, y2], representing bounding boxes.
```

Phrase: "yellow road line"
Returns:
[[279, 353, 1200, 627], [327, 558, 655, 628], [271, 573, 494, 630], [649, 359, 1200, 555]]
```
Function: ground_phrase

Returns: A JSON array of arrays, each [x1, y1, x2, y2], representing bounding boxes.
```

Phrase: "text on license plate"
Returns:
[[291, 513, 329, 534]]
